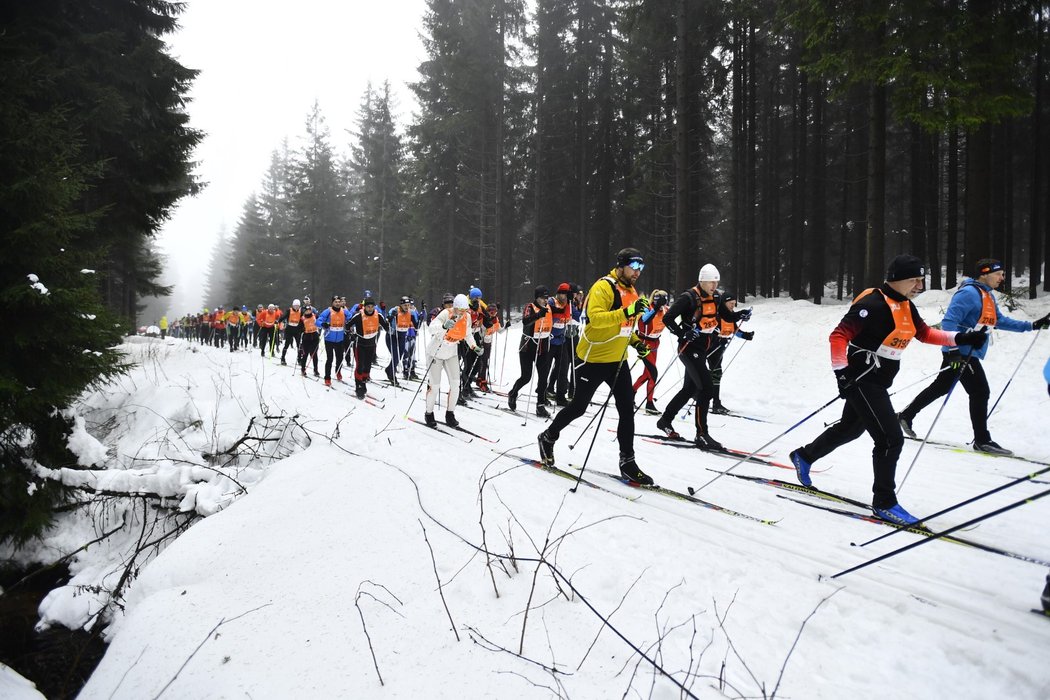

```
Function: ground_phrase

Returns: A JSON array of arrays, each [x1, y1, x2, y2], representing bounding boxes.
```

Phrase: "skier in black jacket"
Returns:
[[656, 264, 745, 450]]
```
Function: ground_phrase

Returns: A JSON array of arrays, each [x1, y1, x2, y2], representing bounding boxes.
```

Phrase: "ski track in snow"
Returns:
[[4, 291, 1050, 699]]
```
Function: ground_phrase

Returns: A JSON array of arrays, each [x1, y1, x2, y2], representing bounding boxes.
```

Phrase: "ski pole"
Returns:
[[831, 487, 1050, 579], [632, 336, 694, 415], [898, 350, 980, 492], [987, 328, 1041, 419], [687, 393, 843, 495], [854, 464, 1050, 548], [519, 333, 545, 427], [887, 364, 954, 397], [571, 341, 633, 492], [720, 333, 748, 374]]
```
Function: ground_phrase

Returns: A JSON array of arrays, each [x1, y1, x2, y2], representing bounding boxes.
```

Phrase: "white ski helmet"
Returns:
[[267, 303, 276, 310], [698, 264, 720, 282], [453, 293, 469, 310], [292, 299, 301, 307]]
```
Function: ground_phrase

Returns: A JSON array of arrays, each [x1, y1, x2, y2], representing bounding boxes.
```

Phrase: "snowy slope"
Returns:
[[10, 289, 1050, 698]]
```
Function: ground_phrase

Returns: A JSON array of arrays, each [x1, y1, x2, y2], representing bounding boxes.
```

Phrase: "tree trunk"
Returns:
[[965, 124, 992, 275], [926, 131, 942, 289], [947, 127, 959, 287], [864, 82, 887, 288], [1031, 9, 1044, 298], [674, 0, 689, 292], [789, 68, 807, 299], [808, 79, 826, 304]]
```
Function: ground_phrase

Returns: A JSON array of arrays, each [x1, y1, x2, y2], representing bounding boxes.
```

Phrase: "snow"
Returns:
[[0, 664, 45, 700], [26, 273, 48, 296], [66, 415, 109, 467], [6, 288, 1050, 698]]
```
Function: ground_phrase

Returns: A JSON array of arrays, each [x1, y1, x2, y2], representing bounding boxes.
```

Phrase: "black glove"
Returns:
[[739, 308, 753, 322], [680, 327, 701, 342], [738, 330, 754, 341], [943, 350, 965, 372], [954, 329, 988, 349], [834, 367, 853, 397], [1033, 313, 1050, 330], [537, 306, 548, 316], [322, 322, 330, 329]]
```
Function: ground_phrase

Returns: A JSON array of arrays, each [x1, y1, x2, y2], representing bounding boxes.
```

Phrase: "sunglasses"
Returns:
[[627, 260, 645, 272]]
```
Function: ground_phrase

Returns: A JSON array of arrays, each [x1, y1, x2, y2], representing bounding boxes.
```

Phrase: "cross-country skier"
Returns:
[[632, 289, 669, 415], [537, 248, 653, 485], [316, 296, 348, 386], [459, 287, 491, 402], [709, 293, 755, 415], [424, 293, 482, 428], [348, 296, 390, 399], [788, 254, 989, 526], [387, 296, 419, 380], [656, 264, 746, 450], [547, 283, 574, 407], [298, 302, 321, 377], [897, 258, 1050, 455], [476, 302, 502, 392], [507, 286, 555, 417], [280, 299, 304, 365]]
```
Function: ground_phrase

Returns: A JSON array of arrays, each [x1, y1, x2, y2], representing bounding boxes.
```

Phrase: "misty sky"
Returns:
[[157, 0, 427, 315]]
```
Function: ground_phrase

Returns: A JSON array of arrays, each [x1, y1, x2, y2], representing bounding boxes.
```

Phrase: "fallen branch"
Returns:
[[354, 581, 405, 686], [151, 602, 272, 699], [419, 519, 460, 642]]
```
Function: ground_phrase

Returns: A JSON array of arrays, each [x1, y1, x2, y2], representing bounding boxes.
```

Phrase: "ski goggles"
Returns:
[[627, 260, 645, 272]]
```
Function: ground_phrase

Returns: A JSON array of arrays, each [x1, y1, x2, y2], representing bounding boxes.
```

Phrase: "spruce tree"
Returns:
[[0, 0, 203, 543]]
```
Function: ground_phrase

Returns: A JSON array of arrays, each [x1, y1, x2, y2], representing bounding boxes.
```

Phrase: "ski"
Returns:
[[709, 410, 774, 424], [446, 422, 500, 443], [567, 466, 778, 526], [700, 469, 871, 509], [355, 394, 386, 409], [499, 452, 640, 502], [905, 436, 1050, 468], [1032, 609, 1050, 619], [777, 494, 1050, 567], [626, 431, 773, 458], [641, 436, 797, 471], [406, 416, 473, 442]]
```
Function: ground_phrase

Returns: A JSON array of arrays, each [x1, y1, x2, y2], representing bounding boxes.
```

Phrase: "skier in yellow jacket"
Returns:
[[538, 247, 653, 484]]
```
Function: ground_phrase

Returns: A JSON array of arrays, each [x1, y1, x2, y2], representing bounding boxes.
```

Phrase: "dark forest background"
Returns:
[[206, 0, 1049, 313], [3, 0, 1049, 540]]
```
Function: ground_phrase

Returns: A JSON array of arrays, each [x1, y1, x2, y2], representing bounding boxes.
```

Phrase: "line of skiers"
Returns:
[[169, 250, 1046, 532]]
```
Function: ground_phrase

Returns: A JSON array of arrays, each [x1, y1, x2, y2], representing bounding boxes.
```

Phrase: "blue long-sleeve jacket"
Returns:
[[941, 278, 1032, 359], [315, 306, 347, 343], [1044, 356, 1050, 385]]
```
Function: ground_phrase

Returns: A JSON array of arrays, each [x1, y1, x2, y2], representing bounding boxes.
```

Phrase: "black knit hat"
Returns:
[[975, 258, 1003, 277], [886, 254, 925, 282], [615, 247, 644, 267], [534, 285, 549, 299]]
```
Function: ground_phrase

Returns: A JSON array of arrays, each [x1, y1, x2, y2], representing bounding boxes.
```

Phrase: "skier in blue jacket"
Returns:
[[898, 259, 1049, 455]]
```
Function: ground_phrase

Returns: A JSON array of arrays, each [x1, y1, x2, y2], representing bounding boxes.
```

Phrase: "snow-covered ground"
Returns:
[[4, 288, 1050, 699]]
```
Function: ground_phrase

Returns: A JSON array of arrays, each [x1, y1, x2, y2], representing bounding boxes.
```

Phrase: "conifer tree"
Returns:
[[0, 0, 197, 544], [350, 82, 408, 300], [288, 103, 349, 301]]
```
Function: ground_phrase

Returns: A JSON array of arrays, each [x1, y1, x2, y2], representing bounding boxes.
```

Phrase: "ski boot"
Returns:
[[789, 449, 812, 488], [872, 503, 921, 527], [445, 411, 460, 428], [619, 454, 654, 486], [538, 431, 556, 466]]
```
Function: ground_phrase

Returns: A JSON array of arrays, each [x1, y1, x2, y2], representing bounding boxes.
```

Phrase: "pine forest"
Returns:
[[209, 0, 1049, 311]]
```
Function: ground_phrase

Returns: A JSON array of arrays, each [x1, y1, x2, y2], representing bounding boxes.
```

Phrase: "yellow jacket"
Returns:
[[576, 270, 640, 363]]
